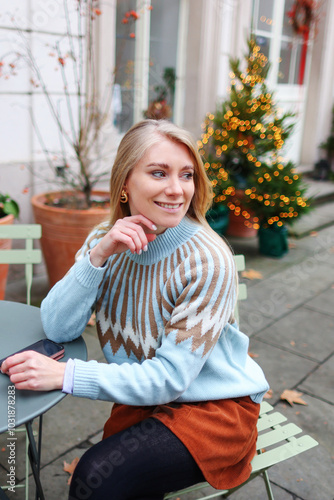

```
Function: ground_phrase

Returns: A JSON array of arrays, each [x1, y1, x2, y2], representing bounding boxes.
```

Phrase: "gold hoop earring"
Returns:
[[120, 189, 128, 204]]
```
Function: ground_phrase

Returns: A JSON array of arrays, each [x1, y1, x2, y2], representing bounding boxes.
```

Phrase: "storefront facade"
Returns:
[[0, 0, 333, 221]]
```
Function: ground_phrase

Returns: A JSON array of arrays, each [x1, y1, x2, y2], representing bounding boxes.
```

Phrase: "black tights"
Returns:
[[68, 418, 204, 500]]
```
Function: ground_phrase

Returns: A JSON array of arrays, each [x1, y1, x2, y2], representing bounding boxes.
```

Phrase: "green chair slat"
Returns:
[[251, 435, 319, 473], [259, 401, 274, 414], [234, 255, 246, 325], [257, 423, 302, 449], [0, 249, 42, 264], [0, 224, 41, 239], [238, 283, 247, 300], [234, 254, 245, 271], [257, 411, 287, 432]]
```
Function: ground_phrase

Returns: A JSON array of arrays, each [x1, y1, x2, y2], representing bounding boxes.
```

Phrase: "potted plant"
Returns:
[[243, 160, 311, 257], [0, 1, 141, 287], [198, 36, 311, 249], [199, 36, 295, 236], [144, 67, 176, 120], [0, 194, 20, 299]]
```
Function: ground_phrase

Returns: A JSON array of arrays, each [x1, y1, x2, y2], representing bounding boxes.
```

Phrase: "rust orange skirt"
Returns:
[[103, 397, 260, 490]]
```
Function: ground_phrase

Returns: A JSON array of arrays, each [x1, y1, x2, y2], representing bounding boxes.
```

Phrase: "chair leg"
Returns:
[[26, 419, 45, 500], [25, 429, 29, 500], [262, 470, 275, 500]]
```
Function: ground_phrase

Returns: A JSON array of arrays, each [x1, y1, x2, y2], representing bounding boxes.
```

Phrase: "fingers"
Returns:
[[1, 351, 38, 378], [118, 214, 157, 241], [113, 219, 151, 254], [109, 216, 157, 254], [125, 214, 157, 233], [1, 351, 66, 391], [90, 214, 158, 266], [1, 352, 26, 374]]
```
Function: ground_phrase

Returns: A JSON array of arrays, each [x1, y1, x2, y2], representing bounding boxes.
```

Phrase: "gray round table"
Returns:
[[0, 301, 87, 499]]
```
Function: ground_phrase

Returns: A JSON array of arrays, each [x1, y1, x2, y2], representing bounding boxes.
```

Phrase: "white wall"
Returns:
[[300, 0, 334, 167], [0, 1, 116, 222], [2, 0, 334, 225]]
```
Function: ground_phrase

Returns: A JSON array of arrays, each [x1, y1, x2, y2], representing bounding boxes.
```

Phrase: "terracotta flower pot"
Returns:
[[0, 213, 15, 300], [226, 210, 257, 238], [31, 191, 110, 288], [226, 190, 257, 238]]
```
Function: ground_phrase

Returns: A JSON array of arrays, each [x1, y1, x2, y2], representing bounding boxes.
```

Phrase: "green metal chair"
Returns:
[[0, 224, 42, 305], [0, 224, 42, 500], [164, 254, 318, 500]]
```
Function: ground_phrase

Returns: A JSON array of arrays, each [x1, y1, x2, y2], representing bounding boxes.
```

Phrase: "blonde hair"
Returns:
[[107, 119, 213, 227], [104, 119, 237, 308]]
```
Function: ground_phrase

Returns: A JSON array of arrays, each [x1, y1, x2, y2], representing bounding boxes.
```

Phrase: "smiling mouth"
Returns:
[[155, 202, 183, 209]]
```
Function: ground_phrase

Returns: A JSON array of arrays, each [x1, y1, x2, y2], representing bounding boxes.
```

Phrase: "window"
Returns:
[[0, 1, 187, 165], [252, 0, 311, 86], [114, 0, 137, 132], [114, 0, 181, 133]]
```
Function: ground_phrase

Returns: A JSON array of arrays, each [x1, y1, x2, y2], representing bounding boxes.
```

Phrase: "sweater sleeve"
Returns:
[[41, 227, 108, 343], [71, 242, 237, 405]]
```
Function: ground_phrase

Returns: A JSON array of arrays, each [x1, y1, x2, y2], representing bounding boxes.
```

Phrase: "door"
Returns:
[[252, 0, 314, 162]]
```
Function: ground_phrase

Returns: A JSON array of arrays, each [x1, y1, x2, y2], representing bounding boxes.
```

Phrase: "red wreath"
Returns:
[[287, 0, 317, 84], [287, 0, 315, 36]]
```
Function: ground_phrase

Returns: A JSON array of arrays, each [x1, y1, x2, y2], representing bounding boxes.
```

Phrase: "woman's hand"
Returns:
[[90, 215, 157, 267], [1, 351, 66, 391]]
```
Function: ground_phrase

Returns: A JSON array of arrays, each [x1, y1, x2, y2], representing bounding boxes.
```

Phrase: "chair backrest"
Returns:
[[234, 254, 247, 324], [0, 224, 42, 305]]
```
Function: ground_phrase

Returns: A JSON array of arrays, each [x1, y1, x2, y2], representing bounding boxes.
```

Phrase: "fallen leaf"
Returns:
[[310, 231, 318, 237], [64, 457, 79, 485], [1, 447, 5, 452], [280, 389, 307, 406], [263, 389, 273, 399], [241, 269, 263, 280], [248, 352, 259, 358], [288, 242, 297, 248], [290, 340, 295, 346]]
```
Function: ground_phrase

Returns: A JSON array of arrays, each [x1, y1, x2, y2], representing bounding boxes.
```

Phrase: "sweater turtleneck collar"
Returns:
[[126, 217, 201, 264]]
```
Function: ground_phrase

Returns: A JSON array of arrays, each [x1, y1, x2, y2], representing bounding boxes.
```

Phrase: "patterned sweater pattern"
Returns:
[[41, 217, 269, 405]]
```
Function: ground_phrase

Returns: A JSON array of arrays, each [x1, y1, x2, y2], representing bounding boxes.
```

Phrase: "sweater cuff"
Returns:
[[72, 359, 101, 399], [74, 252, 106, 288]]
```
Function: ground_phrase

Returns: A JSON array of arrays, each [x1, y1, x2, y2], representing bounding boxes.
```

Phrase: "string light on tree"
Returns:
[[198, 36, 311, 230]]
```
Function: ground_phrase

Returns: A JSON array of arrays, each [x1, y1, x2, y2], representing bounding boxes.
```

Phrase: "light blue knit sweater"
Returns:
[[41, 217, 269, 405]]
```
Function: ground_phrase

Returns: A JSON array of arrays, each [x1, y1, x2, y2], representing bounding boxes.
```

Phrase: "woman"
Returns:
[[2, 120, 269, 499]]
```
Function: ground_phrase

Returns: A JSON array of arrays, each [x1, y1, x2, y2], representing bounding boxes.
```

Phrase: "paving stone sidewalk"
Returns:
[[1, 224, 334, 499]]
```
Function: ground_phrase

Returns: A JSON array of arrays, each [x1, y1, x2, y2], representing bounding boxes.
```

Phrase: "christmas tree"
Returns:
[[198, 37, 310, 231]]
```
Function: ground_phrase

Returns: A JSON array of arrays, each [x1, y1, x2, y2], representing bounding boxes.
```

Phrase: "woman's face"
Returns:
[[125, 137, 195, 234]]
